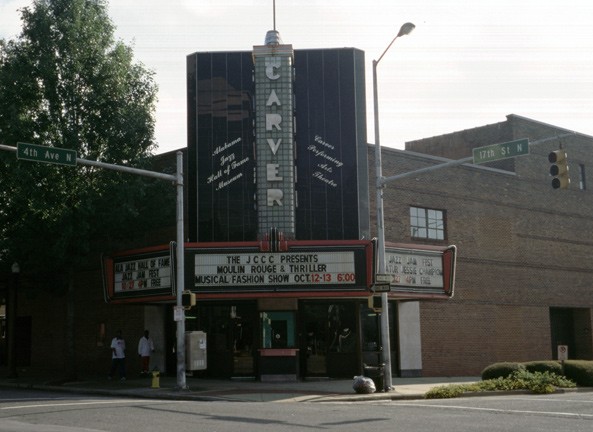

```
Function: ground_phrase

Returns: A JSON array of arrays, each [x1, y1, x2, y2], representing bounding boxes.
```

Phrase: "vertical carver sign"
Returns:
[[253, 35, 296, 238]]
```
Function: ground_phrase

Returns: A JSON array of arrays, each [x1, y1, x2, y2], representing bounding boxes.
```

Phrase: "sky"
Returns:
[[1, 0, 592, 154]]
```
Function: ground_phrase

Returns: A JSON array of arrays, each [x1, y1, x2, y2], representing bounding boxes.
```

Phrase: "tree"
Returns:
[[0, 0, 172, 376]]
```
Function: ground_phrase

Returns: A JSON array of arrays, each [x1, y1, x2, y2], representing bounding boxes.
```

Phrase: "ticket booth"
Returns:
[[259, 310, 299, 381]]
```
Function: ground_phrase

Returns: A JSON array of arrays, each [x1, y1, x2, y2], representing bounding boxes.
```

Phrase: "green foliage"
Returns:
[[481, 362, 524, 380], [523, 360, 563, 375], [425, 370, 575, 399], [0, 0, 167, 281], [424, 384, 468, 399], [563, 360, 593, 386], [512, 369, 575, 394]]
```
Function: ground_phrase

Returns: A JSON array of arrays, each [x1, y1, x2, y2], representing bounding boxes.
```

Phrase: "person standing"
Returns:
[[137, 330, 155, 375], [109, 330, 126, 381]]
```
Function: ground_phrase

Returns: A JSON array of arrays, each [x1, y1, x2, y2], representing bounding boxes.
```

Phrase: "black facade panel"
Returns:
[[187, 48, 369, 242], [188, 51, 257, 242]]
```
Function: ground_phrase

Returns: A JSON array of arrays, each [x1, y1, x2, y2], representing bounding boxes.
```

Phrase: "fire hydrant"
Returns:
[[151, 370, 160, 389]]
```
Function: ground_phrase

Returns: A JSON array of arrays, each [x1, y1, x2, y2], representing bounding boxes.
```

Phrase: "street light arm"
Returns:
[[375, 34, 400, 66], [375, 22, 415, 66]]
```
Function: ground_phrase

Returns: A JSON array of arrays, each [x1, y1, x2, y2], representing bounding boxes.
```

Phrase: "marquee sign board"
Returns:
[[103, 240, 372, 302], [187, 240, 373, 296], [102, 244, 175, 303], [380, 243, 457, 298]]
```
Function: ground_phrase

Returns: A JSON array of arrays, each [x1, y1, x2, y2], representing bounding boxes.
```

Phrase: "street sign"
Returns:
[[375, 274, 392, 284], [557, 345, 568, 361], [17, 142, 77, 166], [372, 283, 391, 293], [472, 138, 529, 164]]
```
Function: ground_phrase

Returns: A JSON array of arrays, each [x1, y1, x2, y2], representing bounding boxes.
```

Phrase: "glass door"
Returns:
[[230, 305, 256, 377], [301, 303, 328, 376], [301, 301, 359, 378], [193, 302, 257, 378]]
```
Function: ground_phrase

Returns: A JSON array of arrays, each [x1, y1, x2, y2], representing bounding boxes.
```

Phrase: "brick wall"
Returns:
[[373, 114, 593, 375], [19, 264, 148, 375]]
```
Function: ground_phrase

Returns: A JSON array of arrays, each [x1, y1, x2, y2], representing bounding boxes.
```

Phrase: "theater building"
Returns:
[[102, 30, 455, 380]]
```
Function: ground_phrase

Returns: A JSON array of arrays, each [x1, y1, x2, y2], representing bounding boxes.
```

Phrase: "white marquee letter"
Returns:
[[266, 113, 282, 131], [265, 57, 281, 80], [267, 163, 282, 181], [266, 90, 281, 107], [267, 189, 283, 206], [267, 138, 282, 155]]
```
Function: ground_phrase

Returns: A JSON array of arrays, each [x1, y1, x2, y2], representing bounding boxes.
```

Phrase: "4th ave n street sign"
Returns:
[[17, 142, 77, 166], [472, 138, 529, 164]]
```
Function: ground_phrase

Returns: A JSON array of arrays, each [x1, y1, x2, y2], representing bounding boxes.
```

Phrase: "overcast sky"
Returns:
[[1, 0, 592, 154]]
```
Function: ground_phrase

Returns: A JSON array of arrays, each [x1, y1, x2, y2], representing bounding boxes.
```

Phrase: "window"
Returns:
[[410, 206, 445, 240], [579, 164, 586, 190]]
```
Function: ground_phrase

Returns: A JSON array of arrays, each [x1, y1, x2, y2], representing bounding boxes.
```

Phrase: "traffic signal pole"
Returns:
[[174, 151, 188, 390]]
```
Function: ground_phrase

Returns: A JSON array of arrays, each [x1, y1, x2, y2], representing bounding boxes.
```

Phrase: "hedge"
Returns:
[[562, 360, 593, 386], [481, 360, 593, 386], [481, 362, 524, 380], [523, 360, 563, 376]]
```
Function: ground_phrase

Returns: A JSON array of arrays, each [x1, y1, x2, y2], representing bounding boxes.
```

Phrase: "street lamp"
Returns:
[[373, 22, 415, 391], [7, 262, 20, 378]]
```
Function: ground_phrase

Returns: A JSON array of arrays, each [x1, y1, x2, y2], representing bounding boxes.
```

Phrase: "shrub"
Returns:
[[424, 384, 467, 399], [523, 361, 563, 376], [481, 362, 524, 380], [562, 360, 593, 386], [425, 369, 575, 399], [512, 369, 575, 394]]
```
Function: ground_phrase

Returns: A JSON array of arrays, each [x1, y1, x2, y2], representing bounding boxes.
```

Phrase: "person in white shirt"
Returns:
[[137, 330, 155, 375], [108, 330, 126, 381]]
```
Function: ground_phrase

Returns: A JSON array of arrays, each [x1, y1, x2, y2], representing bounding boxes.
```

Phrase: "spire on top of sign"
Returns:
[[264, 0, 282, 45], [265, 30, 282, 46]]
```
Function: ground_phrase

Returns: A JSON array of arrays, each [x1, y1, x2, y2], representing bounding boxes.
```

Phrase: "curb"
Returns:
[[3, 380, 590, 403], [0, 380, 423, 403]]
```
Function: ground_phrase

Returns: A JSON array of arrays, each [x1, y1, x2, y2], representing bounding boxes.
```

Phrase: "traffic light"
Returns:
[[548, 150, 570, 189], [181, 290, 196, 309]]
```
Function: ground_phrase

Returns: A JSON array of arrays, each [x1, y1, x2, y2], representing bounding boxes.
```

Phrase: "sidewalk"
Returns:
[[0, 368, 480, 403]]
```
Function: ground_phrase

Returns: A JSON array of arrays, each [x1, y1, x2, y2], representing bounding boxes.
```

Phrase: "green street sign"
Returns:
[[472, 138, 529, 164], [17, 142, 77, 166]]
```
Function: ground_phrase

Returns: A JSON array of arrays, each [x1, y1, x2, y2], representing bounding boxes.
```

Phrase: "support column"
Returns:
[[397, 301, 422, 377]]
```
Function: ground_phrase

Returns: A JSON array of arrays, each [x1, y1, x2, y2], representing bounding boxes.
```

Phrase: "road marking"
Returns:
[[1, 399, 173, 410], [508, 396, 593, 404], [392, 402, 593, 419]]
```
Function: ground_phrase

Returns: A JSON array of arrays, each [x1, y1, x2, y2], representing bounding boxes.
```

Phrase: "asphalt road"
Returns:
[[1, 388, 592, 432]]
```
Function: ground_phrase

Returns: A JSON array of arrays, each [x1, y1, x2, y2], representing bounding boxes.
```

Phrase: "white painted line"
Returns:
[[1, 399, 173, 410], [392, 402, 593, 419]]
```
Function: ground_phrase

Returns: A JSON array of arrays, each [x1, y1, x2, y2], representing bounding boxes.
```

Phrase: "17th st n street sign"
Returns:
[[472, 138, 529, 164], [17, 142, 77, 166]]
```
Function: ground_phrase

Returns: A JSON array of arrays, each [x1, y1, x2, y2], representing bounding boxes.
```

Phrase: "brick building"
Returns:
[[374, 114, 593, 375]]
